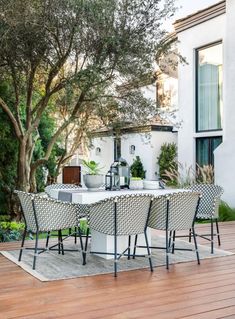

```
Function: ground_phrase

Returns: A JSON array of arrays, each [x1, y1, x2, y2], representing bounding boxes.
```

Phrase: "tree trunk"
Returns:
[[17, 139, 29, 191], [29, 169, 37, 193]]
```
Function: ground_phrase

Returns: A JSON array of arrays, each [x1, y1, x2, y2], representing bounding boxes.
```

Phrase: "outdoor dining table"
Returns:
[[50, 187, 186, 259]]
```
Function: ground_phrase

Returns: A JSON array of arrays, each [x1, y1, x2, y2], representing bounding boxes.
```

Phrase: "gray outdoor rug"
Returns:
[[1, 235, 234, 282]]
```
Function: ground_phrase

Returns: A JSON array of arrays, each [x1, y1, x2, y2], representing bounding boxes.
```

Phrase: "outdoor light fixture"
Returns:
[[95, 147, 101, 155], [130, 145, 135, 154]]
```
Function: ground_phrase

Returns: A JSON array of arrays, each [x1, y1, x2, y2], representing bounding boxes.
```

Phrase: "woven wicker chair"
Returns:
[[15, 190, 85, 269], [87, 194, 153, 277], [134, 191, 201, 269], [44, 183, 82, 245], [189, 184, 224, 253]]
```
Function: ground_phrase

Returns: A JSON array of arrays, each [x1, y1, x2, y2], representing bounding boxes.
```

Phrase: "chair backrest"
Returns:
[[45, 183, 80, 197], [14, 190, 37, 233], [88, 194, 152, 236], [189, 184, 223, 218], [148, 191, 201, 231], [32, 196, 79, 232]]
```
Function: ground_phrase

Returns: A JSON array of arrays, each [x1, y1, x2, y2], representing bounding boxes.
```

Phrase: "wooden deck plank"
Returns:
[[0, 221, 234, 319]]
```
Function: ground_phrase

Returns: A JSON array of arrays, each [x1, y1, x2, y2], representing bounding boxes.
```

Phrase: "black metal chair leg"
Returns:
[[169, 230, 172, 247], [58, 230, 64, 255], [128, 235, 131, 260], [166, 229, 169, 270], [144, 230, 153, 272], [114, 233, 117, 277], [74, 226, 77, 244], [58, 231, 61, 254], [192, 226, 200, 265], [18, 227, 27, 262], [33, 231, 39, 270], [189, 228, 192, 242], [60, 230, 64, 255], [211, 219, 214, 254], [215, 218, 221, 246], [46, 231, 50, 249], [77, 227, 85, 265], [133, 234, 138, 259], [172, 230, 176, 254], [84, 227, 89, 251]]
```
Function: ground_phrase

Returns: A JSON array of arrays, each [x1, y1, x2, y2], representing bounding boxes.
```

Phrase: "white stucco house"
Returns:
[[87, 69, 178, 180], [175, 0, 235, 207], [89, 121, 177, 180], [64, 0, 235, 208]]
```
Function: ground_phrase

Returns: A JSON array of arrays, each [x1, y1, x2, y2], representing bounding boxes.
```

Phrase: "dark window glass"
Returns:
[[196, 136, 222, 166], [196, 43, 223, 131]]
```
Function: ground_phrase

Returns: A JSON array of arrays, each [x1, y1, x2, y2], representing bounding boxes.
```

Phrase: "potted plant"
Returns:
[[129, 156, 146, 189], [82, 160, 104, 191]]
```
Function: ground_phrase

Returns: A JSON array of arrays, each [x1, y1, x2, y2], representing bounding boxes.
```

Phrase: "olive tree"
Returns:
[[0, 0, 177, 192]]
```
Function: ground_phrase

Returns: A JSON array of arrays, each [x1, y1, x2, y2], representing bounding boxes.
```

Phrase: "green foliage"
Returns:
[[80, 220, 90, 235], [157, 143, 177, 185], [82, 160, 103, 175], [0, 221, 24, 242], [219, 201, 235, 222], [130, 177, 142, 181], [0, 0, 177, 210], [0, 82, 18, 213], [0, 215, 11, 222], [130, 156, 146, 179], [163, 163, 214, 188], [196, 164, 214, 184], [0, 221, 25, 231], [35, 112, 65, 191]]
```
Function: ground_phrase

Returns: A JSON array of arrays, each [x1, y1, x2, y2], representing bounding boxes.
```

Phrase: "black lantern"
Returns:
[[105, 169, 120, 190], [116, 157, 130, 188]]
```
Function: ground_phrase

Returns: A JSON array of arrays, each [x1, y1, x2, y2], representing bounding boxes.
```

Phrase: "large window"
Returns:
[[196, 42, 223, 132], [196, 136, 222, 166]]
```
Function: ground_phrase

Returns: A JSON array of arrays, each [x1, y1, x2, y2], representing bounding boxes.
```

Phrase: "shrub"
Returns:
[[130, 156, 146, 179], [219, 201, 235, 222], [0, 215, 11, 222], [0, 221, 25, 242], [80, 220, 90, 235], [157, 143, 177, 185], [162, 163, 215, 188]]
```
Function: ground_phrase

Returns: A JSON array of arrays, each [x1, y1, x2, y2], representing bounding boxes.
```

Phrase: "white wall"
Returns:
[[122, 131, 177, 180], [89, 130, 177, 181], [215, 1, 235, 207], [88, 136, 114, 175], [177, 14, 225, 172]]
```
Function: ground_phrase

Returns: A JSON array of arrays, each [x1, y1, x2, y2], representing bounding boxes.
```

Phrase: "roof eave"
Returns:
[[174, 0, 226, 33]]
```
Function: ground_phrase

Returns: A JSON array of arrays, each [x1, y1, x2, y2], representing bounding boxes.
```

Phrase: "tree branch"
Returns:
[[30, 90, 86, 171], [26, 65, 37, 129], [0, 97, 22, 138], [9, 63, 24, 135]]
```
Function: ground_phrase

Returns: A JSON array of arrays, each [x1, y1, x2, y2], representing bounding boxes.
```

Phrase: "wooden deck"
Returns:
[[0, 221, 235, 319]]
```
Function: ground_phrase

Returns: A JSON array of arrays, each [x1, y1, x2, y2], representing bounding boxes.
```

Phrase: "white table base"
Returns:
[[90, 228, 151, 260]]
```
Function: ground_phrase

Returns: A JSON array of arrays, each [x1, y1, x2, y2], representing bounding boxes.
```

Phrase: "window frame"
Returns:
[[196, 135, 222, 167], [195, 41, 223, 133]]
